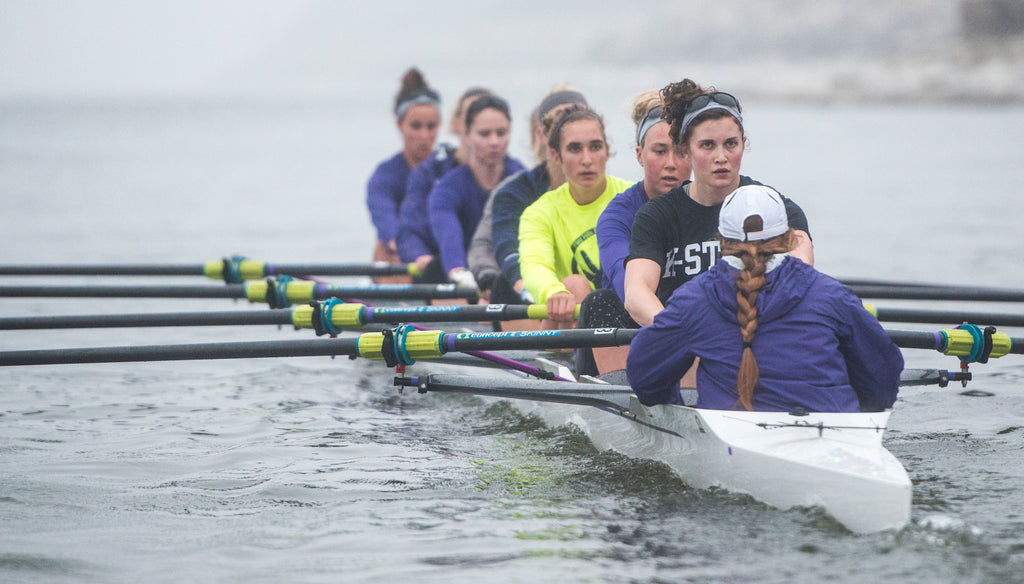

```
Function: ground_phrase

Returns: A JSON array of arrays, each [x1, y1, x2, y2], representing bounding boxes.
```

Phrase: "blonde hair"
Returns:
[[630, 90, 661, 127]]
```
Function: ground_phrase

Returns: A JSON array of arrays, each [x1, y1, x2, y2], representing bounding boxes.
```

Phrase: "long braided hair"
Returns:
[[720, 218, 795, 411]]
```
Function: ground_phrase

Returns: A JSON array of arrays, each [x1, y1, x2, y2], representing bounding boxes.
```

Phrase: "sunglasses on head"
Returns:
[[685, 92, 741, 114]]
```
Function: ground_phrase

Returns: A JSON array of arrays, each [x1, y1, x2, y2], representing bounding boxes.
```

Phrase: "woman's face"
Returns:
[[685, 116, 744, 192], [466, 108, 511, 167], [398, 104, 440, 165], [637, 121, 689, 196], [553, 119, 608, 189]]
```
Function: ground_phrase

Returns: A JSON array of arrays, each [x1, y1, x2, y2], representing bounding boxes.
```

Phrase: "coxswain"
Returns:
[[628, 184, 903, 412]]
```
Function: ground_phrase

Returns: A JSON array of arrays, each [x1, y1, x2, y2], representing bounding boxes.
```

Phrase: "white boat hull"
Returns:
[[536, 398, 910, 533], [408, 360, 912, 534]]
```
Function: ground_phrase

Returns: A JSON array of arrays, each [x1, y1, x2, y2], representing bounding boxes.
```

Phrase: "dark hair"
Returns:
[[660, 79, 744, 147], [464, 95, 511, 130], [544, 104, 606, 152], [394, 67, 440, 117]]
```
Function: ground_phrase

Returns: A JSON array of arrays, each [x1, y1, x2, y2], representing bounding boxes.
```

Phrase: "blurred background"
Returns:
[[2, 0, 1021, 103], [1, 0, 1022, 279]]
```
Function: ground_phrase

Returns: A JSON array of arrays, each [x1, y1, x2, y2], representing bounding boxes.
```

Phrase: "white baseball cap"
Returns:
[[718, 185, 789, 242]]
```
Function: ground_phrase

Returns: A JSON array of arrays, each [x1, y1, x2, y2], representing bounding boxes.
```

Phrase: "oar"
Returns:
[[398, 368, 975, 413], [0, 279, 478, 305], [886, 327, 1022, 361], [849, 284, 1024, 302], [0, 302, 573, 331], [869, 306, 1024, 327], [0, 327, 637, 367], [396, 374, 634, 412], [0, 258, 420, 281], [840, 278, 952, 289]]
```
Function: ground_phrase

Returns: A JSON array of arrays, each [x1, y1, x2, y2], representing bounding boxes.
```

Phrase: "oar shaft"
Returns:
[[0, 310, 293, 330], [0, 261, 416, 278], [0, 264, 203, 276], [0, 327, 637, 367], [0, 284, 244, 298], [0, 338, 361, 366], [361, 303, 543, 323], [444, 328, 636, 352], [874, 307, 1024, 327], [0, 283, 476, 301], [851, 284, 1024, 302], [0, 303, 549, 331], [264, 263, 414, 277]]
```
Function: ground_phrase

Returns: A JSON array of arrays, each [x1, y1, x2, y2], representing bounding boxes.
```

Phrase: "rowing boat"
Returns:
[[0, 274, 1016, 533], [400, 357, 913, 534]]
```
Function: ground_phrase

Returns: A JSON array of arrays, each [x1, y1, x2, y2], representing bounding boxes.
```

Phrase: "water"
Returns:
[[1, 97, 1023, 583]]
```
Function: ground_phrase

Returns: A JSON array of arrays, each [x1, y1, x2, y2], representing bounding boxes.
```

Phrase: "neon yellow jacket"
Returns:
[[519, 176, 633, 302]]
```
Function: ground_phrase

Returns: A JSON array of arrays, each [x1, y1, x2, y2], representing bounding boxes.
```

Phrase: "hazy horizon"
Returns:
[[1, 0, 1021, 103]]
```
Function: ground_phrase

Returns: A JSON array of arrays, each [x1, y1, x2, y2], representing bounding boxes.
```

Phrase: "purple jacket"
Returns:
[[627, 256, 903, 412], [597, 180, 649, 301], [366, 152, 410, 244], [428, 156, 524, 274], [396, 145, 459, 262]]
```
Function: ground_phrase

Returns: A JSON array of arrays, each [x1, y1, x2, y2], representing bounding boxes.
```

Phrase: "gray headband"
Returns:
[[678, 103, 742, 141], [537, 90, 588, 122], [635, 105, 664, 146], [395, 91, 441, 118]]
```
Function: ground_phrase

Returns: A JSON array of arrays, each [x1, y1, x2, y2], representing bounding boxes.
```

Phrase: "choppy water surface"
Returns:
[[1, 100, 1023, 583]]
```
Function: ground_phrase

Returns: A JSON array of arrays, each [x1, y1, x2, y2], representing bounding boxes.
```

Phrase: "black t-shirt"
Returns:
[[627, 176, 810, 304]]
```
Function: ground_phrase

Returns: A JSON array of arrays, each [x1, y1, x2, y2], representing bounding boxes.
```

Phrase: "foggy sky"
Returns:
[[1, 0, 1018, 103]]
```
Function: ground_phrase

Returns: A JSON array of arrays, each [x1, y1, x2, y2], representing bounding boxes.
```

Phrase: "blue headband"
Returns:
[[678, 100, 742, 141], [395, 89, 441, 118], [636, 105, 664, 146]]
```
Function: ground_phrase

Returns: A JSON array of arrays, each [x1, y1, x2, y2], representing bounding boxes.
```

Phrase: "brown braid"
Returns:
[[721, 229, 795, 411]]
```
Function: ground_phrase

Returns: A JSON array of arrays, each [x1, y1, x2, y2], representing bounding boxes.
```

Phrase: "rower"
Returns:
[[627, 184, 904, 413], [427, 95, 525, 291], [365, 67, 442, 282], [396, 87, 492, 283], [466, 86, 589, 304], [577, 89, 691, 374], [624, 79, 814, 327], [518, 104, 633, 329]]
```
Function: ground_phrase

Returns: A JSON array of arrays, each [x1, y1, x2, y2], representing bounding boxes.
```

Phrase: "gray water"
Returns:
[[1, 98, 1023, 583]]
